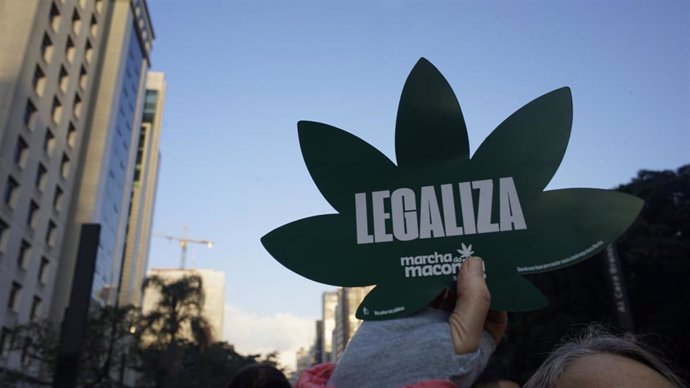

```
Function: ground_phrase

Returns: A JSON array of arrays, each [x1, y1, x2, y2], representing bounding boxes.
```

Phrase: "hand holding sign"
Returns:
[[261, 58, 643, 320]]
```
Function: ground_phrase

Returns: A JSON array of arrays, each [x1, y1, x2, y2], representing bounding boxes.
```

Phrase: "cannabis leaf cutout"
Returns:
[[261, 58, 643, 320], [457, 244, 474, 259]]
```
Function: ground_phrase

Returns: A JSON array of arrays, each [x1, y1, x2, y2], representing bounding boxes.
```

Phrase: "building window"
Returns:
[[0, 327, 12, 357], [95, 0, 103, 14], [44, 129, 56, 156], [38, 257, 50, 284], [52, 97, 62, 124], [79, 66, 87, 90], [53, 186, 63, 212], [24, 100, 37, 128], [7, 282, 21, 311], [18, 240, 31, 269], [20, 338, 31, 365], [65, 36, 75, 63], [73, 94, 82, 119], [71, 9, 81, 35], [33, 65, 46, 97], [59, 66, 69, 93], [27, 202, 39, 230], [0, 218, 9, 253], [84, 40, 93, 64], [14, 136, 29, 168], [46, 221, 57, 247], [67, 122, 77, 148], [60, 154, 70, 179], [133, 166, 141, 182], [90, 15, 98, 37], [41, 33, 53, 63], [30, 297, 42, 320], [49, 2, 61, 32], [3, 176, 20, 208], [36, 164, 48, 192]]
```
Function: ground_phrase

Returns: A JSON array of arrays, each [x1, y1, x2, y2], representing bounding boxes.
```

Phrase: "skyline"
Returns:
[[144, 0, 689, 367]]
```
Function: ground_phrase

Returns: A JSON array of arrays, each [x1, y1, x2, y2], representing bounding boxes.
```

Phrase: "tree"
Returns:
[[493, 165, 690, 383], [1, 274, 285, 387], [136, 274, 284, 388], [139, 274, 210, 347], [1, 304, 138, 387], [137, 274, 212, 387]]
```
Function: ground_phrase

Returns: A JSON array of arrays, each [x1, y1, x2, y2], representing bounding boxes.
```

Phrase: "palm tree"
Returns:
[[138, 274, 212, 387], [140, 274, 211, 345]]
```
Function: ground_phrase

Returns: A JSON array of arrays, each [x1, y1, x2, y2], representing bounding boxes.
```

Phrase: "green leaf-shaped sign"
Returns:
[[261, 58, 643, 320]]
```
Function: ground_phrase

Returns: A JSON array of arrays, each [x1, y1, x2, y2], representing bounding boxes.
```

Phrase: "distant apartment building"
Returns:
[[141, 268, 226, 342], [331, 286, 373, 361], [118, 72, 165, 307], [297, 319, 322, 371], [0, 0, 156, 374], [320, 290, 338, 362], [313, 319, 323, 365], [295, 346, 312, 374]]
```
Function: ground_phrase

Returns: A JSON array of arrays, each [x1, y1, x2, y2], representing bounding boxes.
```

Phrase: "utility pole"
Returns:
[[155, 225, 213, 269]]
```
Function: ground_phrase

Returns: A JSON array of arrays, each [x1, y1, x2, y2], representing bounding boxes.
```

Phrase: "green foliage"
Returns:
[[137, 274, 283, 387], [2, 275, 283, 388], [139, 274, 209, 347], [1, 304, 138, 387], [494, 165, 690, 383]]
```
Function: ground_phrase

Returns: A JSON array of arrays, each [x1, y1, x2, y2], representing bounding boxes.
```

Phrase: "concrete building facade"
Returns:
[[331, 286, 373, 361], [320, 290, 338, 363], [1, 0, 112, 367], [0, 0, 157, 374]]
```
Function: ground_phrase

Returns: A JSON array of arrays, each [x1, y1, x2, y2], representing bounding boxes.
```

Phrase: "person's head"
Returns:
[[227, 363, 291, 388], [523, 325, 686, 388]]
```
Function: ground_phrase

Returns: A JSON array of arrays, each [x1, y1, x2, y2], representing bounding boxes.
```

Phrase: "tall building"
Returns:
[[313, 319, 323, 364], [118, 72, 165, 307], [141, 269, 226, 342], [295, 346, 313, 374], [49, 0, 154, 321], [320, 291, 338, 362], [0, 0, 155, 373], [331, 286, 373, 361]]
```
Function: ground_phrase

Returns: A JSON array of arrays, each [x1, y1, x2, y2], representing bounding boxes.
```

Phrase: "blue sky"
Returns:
[[144, 0, 688, 362]]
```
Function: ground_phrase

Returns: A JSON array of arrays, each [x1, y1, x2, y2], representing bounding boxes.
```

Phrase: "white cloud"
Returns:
[[223, 304, 315, 373]]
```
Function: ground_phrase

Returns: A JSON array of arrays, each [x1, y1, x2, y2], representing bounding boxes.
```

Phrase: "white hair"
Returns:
[[523, 324, 687, 388]]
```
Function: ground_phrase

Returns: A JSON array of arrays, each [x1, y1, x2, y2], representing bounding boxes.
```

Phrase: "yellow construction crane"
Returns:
[[155, 226, 213, 269]]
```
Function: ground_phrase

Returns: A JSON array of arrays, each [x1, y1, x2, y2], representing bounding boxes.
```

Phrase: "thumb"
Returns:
[[448, 257, 490, 354]]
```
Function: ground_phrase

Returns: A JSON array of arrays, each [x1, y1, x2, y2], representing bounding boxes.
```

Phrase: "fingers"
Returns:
[[484, 309, 508, 345], [449, 257, 491, 354]]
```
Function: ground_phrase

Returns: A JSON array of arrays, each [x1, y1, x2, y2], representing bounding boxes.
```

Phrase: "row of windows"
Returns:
[[0, 237, 55, 326], [3, 175, 65, 222], [22, 104, 79, 147], [24, 93, 84, 127], [49, 0, 100, 41], [10, 240, 52, 286], [42, 19, 94, 70], [34, 62, 88, 98], [35, 1, 93, 165], [14, 128, 75, 165], [1, 284, 44, 361], [7, 283, 43, 320], [0, 326, 35, 366]]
